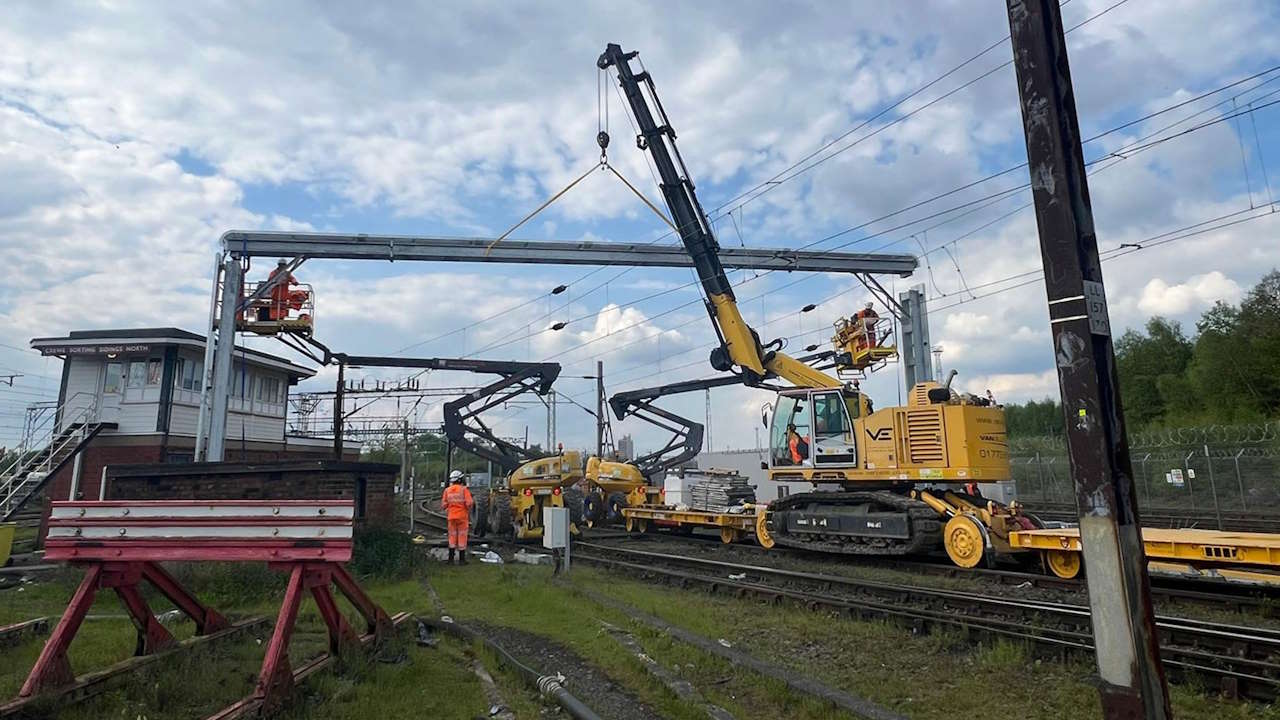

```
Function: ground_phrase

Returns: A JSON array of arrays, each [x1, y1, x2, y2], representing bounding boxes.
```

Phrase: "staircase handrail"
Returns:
[[0, 392, 99, 490]]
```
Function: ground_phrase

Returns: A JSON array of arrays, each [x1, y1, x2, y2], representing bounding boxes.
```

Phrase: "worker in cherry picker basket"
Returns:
[[441, 470, 475, 565], [261, 259, 309, 322], [852, 302, 880, 353]]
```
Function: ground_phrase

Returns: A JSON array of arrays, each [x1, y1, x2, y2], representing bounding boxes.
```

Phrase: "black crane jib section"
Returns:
[[331, 354, 559, 475], [609, 374, 765, 479]]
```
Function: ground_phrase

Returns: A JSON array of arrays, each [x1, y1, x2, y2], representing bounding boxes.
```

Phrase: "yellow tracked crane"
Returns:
[[598, 43, 1037, 567]]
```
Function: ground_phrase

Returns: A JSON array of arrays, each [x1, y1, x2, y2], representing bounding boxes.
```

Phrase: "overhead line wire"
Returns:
[[376, 3, 1125, 359]]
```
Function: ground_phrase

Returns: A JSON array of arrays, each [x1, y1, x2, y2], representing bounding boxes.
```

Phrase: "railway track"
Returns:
[[573, 541, 1280, 701], [608, 527, 1279, 615], [418, 494, 1278, 614]]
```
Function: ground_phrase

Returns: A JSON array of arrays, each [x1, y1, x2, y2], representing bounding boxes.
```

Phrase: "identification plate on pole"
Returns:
[[1083, 280, 1111, 337]]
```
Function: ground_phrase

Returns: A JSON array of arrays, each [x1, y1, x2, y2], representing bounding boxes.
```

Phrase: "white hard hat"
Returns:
[[448, 470, 464, 482]]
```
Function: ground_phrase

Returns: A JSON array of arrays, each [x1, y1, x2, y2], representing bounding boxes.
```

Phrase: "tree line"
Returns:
[[1004, 270, 1280, 437]]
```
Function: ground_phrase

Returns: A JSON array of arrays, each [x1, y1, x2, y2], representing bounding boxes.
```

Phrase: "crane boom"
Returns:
[[598, 44, 842, 390]]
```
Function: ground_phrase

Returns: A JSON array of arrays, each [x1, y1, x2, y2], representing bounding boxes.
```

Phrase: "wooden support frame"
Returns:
[[10, 500, 396, 718]]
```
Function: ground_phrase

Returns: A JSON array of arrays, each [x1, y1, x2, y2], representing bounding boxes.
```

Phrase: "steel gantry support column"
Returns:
[[1006, 1, 1171, 717], [898, 285, 933, 389], [205, 255, 242, 463]]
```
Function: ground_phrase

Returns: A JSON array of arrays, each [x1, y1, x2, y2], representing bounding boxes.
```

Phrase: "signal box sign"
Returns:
[[38, 344, 152, 356]]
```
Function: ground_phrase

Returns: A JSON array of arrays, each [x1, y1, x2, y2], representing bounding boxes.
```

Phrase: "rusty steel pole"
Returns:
[[333, 360, 345, 460], [1005, 1, 1171, 717], [596, 360, 605, 458]]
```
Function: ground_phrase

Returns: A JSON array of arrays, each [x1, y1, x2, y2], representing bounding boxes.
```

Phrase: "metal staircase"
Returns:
[[0, 394, 113, 521]]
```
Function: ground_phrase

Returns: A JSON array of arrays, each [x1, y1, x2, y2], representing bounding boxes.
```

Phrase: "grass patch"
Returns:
[[573, 565, 1280, 720], [4, 552, 1279, 719]]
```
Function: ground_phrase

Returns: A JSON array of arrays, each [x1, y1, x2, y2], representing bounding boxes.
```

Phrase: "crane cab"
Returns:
[[767, 387, 868, 471]]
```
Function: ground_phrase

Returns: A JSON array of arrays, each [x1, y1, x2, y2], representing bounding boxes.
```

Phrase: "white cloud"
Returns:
[[1136, 271, 1244, 317], [2, 0, 1279, 449]]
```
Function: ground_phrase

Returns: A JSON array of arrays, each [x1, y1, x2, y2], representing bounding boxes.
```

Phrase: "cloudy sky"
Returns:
[[2, 0, 1279, 455]]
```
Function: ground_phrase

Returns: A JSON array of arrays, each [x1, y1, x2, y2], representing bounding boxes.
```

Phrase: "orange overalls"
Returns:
[[441, 483, 474, 549], [788, 433, 810, 464]]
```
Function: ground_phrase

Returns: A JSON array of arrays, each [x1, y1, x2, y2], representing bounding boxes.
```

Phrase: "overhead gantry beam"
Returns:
[[220, 231, 919, 277], [198, 231, 918, 461]]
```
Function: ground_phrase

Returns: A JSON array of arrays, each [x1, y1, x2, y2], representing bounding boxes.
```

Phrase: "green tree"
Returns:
[[1114, 317, 1195, 425], [1004, 397, 1064, 437], [1004, 269, 1280, 432], [1188, 271, 1280, 421]]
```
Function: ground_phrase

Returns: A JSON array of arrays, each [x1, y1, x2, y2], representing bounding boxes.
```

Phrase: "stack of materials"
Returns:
[[687, 470, 756, 512]]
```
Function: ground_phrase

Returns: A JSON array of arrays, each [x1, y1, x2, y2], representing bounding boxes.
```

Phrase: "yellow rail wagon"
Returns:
[[621, 505, 767, 545], [1010, 526, 1280, 586]]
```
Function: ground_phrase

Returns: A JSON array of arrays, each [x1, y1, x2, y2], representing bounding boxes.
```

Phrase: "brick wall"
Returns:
[[104, 461, 399, 528]]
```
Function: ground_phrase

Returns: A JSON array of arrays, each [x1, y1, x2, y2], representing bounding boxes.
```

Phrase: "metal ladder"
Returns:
[[0, 393, 109, 521]]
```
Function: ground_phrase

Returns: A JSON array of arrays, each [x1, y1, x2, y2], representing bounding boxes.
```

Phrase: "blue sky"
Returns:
[[1, 0, 1279, 453]]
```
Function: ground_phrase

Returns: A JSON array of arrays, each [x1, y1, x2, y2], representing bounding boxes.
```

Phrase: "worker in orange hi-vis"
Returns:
[[441, 470, 475, 565]]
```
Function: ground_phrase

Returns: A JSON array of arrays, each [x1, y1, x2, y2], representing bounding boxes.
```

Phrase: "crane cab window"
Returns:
[[770, 393, 812, 466], [812, 391, 852, 441]]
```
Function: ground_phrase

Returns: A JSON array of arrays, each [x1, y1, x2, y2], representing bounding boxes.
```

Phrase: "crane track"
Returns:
[[573, 541, 1280, 701]]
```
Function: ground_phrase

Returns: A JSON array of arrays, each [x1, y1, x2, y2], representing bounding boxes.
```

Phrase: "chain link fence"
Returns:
[[1010, 421, 1280, 527]]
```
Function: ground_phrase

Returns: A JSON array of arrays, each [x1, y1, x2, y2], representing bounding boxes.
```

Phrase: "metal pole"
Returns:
[[596, 361, 604, 458], [1183, 450, 1196, 510], [1035, 453, 1043, 504], [194, 252, 224, 461], [1234, 449, 1246, 510], [705, 389, 713, 453], [333, 361, 345, 460], [206, 256, 242, 462], [401, 419, 410, 528], [68, 449, 83, 501], [1140, 453, 1151, 508], [1006, 1, 1171, 715], [1204, 444, 1222, 530]]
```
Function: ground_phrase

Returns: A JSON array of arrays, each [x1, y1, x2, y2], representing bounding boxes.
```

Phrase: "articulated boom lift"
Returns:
[[334, 355, 583, 542], [583, 374, 744, 526], [599, 43, 1029, 567]]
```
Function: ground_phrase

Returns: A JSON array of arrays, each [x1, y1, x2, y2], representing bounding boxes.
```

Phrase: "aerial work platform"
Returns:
[[1010, 525, 1280, 585]]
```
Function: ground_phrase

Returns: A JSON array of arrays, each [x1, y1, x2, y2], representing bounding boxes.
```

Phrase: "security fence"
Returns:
[[1010, 421, 1280, 526]]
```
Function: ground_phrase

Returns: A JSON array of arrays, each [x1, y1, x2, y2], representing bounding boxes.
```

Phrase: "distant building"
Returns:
[[617, 434, 635, 461], [26, 327, 356, 504]]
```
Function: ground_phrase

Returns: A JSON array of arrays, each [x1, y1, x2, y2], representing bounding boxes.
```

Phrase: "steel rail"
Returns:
[[573, 542, 1280, 700]]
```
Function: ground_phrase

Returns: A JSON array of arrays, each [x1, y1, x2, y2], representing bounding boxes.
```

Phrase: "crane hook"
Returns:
[[597, 130, 610, 165]]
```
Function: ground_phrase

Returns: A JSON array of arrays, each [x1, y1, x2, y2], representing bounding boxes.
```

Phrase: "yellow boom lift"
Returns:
[[598, 43, 1037, 568]]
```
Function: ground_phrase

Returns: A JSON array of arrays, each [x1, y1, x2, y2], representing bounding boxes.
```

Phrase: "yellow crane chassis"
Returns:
[[1010, 526, 1280, 586]]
